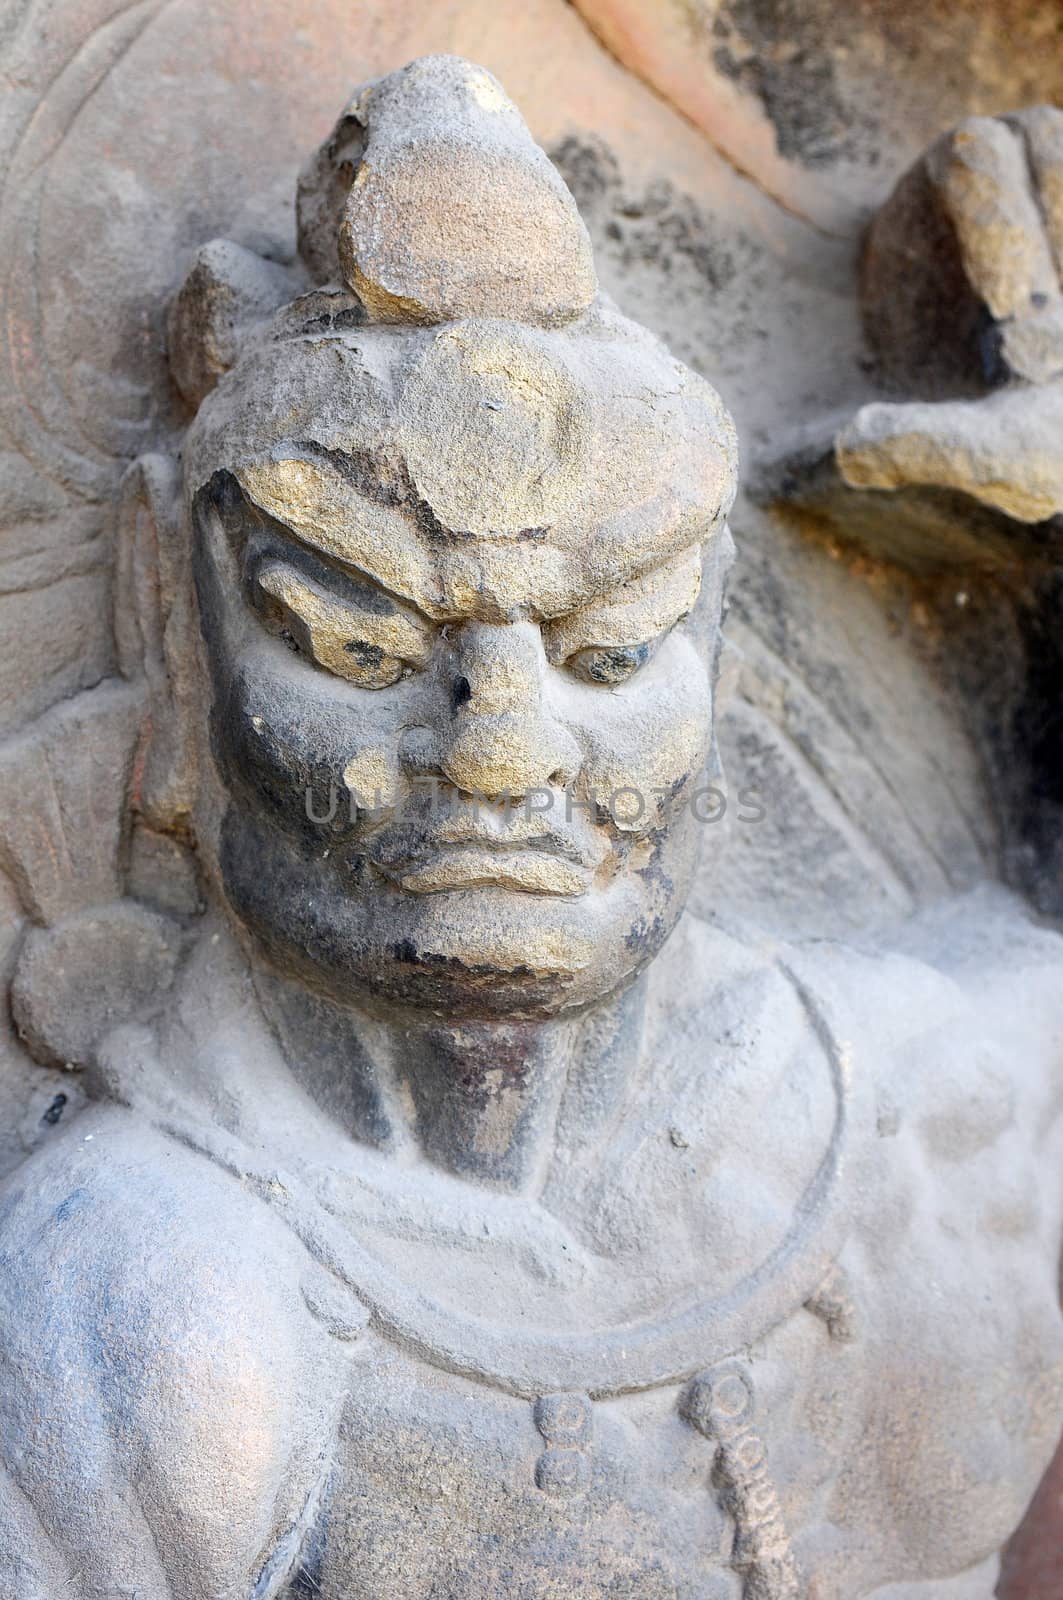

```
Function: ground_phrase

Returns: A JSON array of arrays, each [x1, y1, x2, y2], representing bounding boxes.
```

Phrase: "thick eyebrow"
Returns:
[[235, 458, 444, 618], [254, 561, 435, 668], [244, 524, 406, 618], [541, 546, 702, 663], [235, 456, 710, 629]]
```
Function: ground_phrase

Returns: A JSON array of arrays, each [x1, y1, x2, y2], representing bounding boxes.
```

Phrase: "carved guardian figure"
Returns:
[[1, 56, 1061, 1600]]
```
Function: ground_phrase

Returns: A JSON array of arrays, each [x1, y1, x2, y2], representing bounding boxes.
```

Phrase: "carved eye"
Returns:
[[338, 639, 411, 690], [566, 639, 656, 686], [250, 566, 420, 690]]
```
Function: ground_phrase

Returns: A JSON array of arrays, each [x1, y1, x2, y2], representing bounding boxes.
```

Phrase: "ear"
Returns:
[[114, 453, 198, 838]]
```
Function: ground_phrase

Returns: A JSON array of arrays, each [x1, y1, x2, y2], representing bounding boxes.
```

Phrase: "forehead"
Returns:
[[186, 308, 737, 620]]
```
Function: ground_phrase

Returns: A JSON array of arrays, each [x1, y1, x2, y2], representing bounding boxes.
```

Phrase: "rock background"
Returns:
[[0, 2, 1060, 1589]]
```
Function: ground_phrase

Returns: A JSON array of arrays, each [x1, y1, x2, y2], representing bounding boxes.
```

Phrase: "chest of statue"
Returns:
[[298, 1341, 752, 1600], [277, 1196, 1063, 1600]]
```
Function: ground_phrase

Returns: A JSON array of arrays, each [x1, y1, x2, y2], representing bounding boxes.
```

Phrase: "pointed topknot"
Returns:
[[296, 54, 597, 328]]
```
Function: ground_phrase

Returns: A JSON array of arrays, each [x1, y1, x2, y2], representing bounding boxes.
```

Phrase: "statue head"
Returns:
[[165, 55, 738, 1020]]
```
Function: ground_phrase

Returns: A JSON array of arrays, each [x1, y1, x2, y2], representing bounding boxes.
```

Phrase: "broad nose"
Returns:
[[433, 622, 581, 799]]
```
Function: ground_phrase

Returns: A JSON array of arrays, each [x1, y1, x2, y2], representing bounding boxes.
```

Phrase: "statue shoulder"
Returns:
[[764, 898, 1063, 1590], [0, 1104, 351, 1598], [781, 890, 1063, 1155]]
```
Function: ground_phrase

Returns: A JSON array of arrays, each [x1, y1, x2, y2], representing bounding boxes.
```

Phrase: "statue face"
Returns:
[[187, 308, 736, 1017]]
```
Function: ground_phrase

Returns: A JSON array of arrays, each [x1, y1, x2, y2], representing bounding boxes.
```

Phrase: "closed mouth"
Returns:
[[377, 842, 592, 897]]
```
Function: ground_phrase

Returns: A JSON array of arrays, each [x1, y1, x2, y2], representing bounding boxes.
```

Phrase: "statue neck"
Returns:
[[259, 973, 648, 1193]]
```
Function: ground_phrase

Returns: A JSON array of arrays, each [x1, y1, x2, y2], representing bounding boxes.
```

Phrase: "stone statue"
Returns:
[[1, 54, 1061, 1600]]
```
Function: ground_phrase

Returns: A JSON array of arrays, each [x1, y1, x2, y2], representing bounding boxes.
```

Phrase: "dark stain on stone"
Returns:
[[344, 640, 385, 668], [54, 1187, 89, 1224], [625, 915, 666, 954], [550, 136, 747, 295], [41, 1093, 67, 1127]]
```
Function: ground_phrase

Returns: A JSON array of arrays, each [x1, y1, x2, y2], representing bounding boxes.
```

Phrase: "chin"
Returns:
[[218, 807, 685, 1020]]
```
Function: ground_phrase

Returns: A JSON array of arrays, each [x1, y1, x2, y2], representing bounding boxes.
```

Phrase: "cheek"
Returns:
[[557, 637, 711, 832], [210, 643, 406, 830]]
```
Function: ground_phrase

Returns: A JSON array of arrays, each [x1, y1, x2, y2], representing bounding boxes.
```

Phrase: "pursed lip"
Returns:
[[368, 807, 603, 897], [386, 843, 592, 897]]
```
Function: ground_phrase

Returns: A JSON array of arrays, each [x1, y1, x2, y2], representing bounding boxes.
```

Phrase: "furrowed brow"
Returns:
[[542, 546, 702, 663], [235, 458, 444, 619], [254, 562, 434, 665]]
